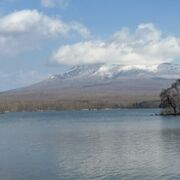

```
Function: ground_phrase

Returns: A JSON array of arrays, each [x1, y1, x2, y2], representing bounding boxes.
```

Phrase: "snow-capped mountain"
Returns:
[[46, 63, 179, 81], [0, 63, 179, 110]]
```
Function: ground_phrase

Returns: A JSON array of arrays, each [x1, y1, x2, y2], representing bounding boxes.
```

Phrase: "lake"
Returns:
[[0, 109, 180, 180]]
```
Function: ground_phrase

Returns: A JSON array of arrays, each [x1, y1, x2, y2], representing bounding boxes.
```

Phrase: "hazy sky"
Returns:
[[0, 0, 180, 90]]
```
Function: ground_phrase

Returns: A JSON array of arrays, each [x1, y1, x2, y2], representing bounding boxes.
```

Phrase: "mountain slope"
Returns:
[[0, 63, 179, 111]]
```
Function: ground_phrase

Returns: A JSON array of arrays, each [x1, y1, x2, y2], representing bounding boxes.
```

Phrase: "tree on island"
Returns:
[[160, 79, 180, 115]]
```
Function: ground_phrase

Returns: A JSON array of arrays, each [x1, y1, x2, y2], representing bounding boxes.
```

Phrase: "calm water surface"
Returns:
[[0, 109, 180, 180]]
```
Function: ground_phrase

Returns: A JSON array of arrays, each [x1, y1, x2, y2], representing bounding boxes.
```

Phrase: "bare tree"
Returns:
[[160, 79, 180, 115]]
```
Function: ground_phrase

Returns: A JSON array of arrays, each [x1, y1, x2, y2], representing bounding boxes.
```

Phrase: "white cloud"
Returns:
[[51, 23, 180, 66], [0, 9, 90, 56], [0, 10, 68, 36], [41, 0, 70, 8]]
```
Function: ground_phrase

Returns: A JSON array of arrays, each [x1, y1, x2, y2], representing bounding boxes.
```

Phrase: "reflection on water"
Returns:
[[0, 109, 180, 179]]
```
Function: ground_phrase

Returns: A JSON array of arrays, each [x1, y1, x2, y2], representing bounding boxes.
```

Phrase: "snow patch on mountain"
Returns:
[[47, 63, 180, 81]]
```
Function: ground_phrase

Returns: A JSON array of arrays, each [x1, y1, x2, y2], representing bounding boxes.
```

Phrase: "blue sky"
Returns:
[[0, 0, 180, 90]]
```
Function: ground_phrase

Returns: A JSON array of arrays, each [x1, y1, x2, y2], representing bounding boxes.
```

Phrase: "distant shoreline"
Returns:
[[0, 101, 160, 113]]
